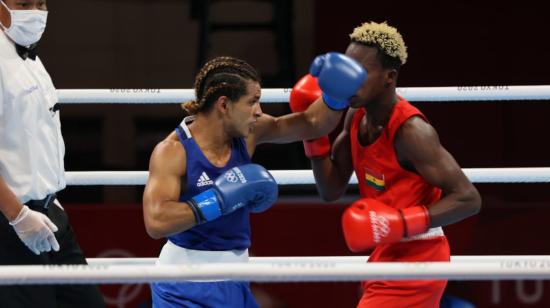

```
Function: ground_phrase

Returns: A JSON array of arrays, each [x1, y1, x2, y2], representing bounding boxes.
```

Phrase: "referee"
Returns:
[[0, 0, 104, 307]]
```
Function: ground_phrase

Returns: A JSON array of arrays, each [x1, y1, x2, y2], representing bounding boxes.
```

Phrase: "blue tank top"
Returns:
[[168, 117, 252, 250]]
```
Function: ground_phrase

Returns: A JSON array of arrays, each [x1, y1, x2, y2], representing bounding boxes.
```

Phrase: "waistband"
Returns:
[[24, 193, 57, 209], [158, 240, 249, 265], [157, 241, 249, 282], [401, 227, 444, 242]]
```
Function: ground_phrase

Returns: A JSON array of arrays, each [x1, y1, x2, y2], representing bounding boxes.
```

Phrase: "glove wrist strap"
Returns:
[[304, 136, 330, 159], [400, 206, 430, 237], [188, 189, 221, 223]]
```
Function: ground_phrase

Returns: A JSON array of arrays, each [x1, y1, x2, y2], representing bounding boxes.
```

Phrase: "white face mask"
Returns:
[[0, 1, 48, 46]]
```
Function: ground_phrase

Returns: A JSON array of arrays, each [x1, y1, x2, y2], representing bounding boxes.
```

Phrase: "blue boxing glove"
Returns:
[[187, 164, 278, 223], [309, 52, 367, 110]]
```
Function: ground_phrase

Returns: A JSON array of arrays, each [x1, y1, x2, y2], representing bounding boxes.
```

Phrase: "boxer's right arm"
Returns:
[[310, 109, 357, 201], [187, 164, 278, 223], [143, 140, 197, 239]]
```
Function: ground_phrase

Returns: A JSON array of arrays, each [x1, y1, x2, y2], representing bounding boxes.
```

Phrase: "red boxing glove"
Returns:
[[289, 74, 330, 159], [342, 198, 430, 252]]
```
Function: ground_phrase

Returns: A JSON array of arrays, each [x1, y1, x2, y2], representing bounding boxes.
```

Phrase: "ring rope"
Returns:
[[2, 259, 550, 285], [65, 167, 550, 185], [57, 86, 550, 104], [85, 255, 550, 266], [44, 87, 549, 285]]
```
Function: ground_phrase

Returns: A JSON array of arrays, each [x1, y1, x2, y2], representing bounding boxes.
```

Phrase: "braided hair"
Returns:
[[181, 56, 261, 115]]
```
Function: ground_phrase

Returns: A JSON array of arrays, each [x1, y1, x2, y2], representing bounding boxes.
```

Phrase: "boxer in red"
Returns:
[[291, 21, 482, 307]]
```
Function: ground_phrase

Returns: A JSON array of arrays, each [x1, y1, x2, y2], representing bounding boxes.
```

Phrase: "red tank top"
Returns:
[[350, 98, 441, 209]]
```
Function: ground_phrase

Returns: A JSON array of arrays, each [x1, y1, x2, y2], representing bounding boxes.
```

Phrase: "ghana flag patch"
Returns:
[[364, 168, 385, 191]]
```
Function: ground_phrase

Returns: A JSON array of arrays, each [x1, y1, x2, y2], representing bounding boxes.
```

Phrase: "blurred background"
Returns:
[[36, 0, 550, 307]]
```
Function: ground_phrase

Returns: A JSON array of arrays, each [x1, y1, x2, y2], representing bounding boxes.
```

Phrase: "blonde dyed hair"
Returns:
[[349, 21, 408, 66], [181, 56, 260, 115]]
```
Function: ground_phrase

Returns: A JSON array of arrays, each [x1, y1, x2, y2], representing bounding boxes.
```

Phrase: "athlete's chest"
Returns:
[[357, 115, 384, 147]]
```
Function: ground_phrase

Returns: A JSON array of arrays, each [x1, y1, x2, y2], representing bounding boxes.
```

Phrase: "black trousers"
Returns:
[[0, 201, 105, 308]]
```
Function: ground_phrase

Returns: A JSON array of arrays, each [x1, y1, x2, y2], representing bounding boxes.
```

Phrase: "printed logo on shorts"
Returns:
[[196, 172, 213, 187]]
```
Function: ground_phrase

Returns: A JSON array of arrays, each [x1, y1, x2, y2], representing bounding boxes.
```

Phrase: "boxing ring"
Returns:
[[4, 85, 550, 285], [3, 256, 550, 284]]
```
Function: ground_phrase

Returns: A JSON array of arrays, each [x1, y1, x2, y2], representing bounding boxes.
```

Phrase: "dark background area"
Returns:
[[28, 0, 550, 307]]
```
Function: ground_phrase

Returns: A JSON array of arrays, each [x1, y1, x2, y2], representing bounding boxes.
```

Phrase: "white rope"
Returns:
[[86, 255, 550, 266], [2, 259, 550, 285], [56, 89, 288, 104], [57, 86, 550, 104], [66, 171, 147, 186], [65, 167, 550, 185]]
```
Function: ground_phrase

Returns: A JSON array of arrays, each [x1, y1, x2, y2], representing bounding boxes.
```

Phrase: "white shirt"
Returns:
[[0, 31, 65, 204]]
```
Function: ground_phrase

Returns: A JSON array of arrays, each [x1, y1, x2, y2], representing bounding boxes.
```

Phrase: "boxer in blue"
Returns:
[[143, 55, 366, 307]]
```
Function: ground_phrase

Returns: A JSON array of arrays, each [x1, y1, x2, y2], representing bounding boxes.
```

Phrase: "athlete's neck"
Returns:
[[188, 114, 232, 156], [364, 91, 399, 128]]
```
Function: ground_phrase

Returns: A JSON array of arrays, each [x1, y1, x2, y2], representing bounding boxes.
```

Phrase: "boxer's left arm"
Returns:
[[247, 96, 342, 151], [247, 53, 366, 150], [395, 116, 481, 227]]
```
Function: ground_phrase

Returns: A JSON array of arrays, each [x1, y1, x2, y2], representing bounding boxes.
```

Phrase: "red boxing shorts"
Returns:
[[358, 236, 450, 308]]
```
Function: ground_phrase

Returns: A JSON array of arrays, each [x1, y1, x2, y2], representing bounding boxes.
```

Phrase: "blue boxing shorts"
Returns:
[[152, 280, 258, 308], [151, 241, 258, 308]]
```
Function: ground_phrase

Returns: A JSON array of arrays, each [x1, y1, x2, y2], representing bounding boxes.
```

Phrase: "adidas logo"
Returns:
[[197, 172, 213, 187]]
